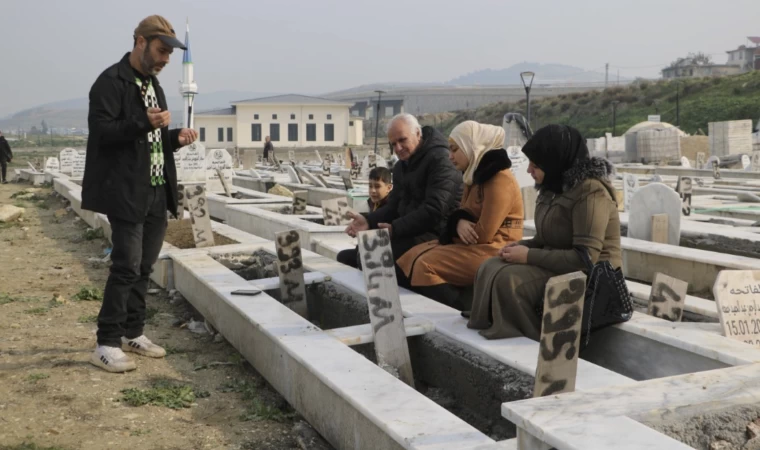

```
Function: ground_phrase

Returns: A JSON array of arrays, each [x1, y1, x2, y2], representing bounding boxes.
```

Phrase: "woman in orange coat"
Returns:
[[396, 121, 524, 309]]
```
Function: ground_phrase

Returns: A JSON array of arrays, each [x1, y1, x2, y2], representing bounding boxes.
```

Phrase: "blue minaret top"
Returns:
[[182, 22, 192, 64]]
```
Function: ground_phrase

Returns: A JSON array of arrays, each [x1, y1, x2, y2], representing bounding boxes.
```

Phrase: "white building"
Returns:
[[194, 94, 363, 149]]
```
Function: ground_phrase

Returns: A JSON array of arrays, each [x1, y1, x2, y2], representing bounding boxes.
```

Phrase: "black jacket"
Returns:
[[367, 126, 462, 241], [82, 53, 182, 222], [0, 137, 11, 163]]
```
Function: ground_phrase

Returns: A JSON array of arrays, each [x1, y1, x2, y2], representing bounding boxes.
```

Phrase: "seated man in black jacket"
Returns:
[[345, 113, 463, 274]]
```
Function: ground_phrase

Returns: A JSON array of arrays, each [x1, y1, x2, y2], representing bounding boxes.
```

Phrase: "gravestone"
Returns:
[[623, 173, 639, 212], [361, 153, 387, 175], [72, 150, 86, 178], [651, 214, 669, 244], [696, 152, 706, 170], [288, 150, 296, 165], [648, 273, 688, 322], [322, 160, 330, 177], [706, 155, 720, 170], [176, 183, 187, 217], [58, 148, 77, 175], [680, 156, 691, 168], [675, 176, 692, 216], [295, 166, 327, 187], [627, 183, 682, 245], [340, 170, 354, 190], [174, 147, 184, 181], [322, 197, 353, 226], [184, 184, 215, 248], [534, 271, 587, 398], [242, 150, 255, 169], [344, 148, 352, 169], [292, 191, 308, 215], [180, 142, 207, 182], [274, 230, 308, 317], [742, 154, 751, 171], [27, 162, 39, 173], [314, 149, 323, 164], [712, 163, 721, 180], [44, 157, 60, 173], [713, 270, 760, 347], [357, 229, 414, 386], [215, 169, 232, 197], [521, 187, 538, 221], [286, 165, 302, 184], [205, 148, 233, 192], [751, 151, 760, 173], [249, 169, 262, 180], [507, 147, 534, 188]]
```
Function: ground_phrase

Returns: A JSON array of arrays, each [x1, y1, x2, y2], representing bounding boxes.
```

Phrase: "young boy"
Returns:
[[337, 167, 392, 268]]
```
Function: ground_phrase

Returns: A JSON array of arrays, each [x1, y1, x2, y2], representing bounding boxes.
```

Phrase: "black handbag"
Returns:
[[577, 247, 633, 345]]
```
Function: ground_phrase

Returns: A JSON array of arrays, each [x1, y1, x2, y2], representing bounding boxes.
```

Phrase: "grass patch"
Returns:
[[13, 201, 26, 209], [218, 379, 258, 400], [129, 429, 151, 437], [239, 398, 295, 422], [27, 373, 50, 383], [145, 307, 159, 324], [82, 228, 105, 241], [72, 286, 102, 301], [0, 443, 70, 450], [0, 221, 22, 230], [77, 314, 98, 323], [120, 378, 210, 410], [0, 293, 40, 305], [163, 344, 186, 355], [23, 307, 49, 316], [34, 201, 49, 210], [10, 190, 31, 199]]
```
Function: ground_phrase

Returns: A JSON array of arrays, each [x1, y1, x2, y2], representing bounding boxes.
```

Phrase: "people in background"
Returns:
[[397, 121, 523, 309], [0, 131, 12, 184], [337, 166, 393, 268], [467, 125, 621, 340], [344, 113, 462, 264], [82, 15, 198, 372], [263, 136, 274, 164]]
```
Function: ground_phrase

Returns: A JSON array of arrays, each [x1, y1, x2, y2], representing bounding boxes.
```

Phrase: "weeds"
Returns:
[[120, 378, 210, 409], [72, 286, 102, 301], [23, 307, 49, 316], [82, 228, 105, 241], [239, 398, 295, 422], [0, 293, 40, 305], [163, 344, 186, 355], [0, 442, 69, 450], [145, 307, 159, 324], [77, 314, 98, 323], [27, 373, 49, 383]]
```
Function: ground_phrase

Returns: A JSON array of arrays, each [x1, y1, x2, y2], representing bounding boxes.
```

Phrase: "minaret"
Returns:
[[179, 19, 198, 130]]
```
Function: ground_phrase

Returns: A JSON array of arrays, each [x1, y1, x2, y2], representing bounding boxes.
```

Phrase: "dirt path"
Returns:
[[0, 182, 327, 450]]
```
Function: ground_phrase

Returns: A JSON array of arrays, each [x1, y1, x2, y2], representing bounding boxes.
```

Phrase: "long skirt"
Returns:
[[467, 257, 555, 341]]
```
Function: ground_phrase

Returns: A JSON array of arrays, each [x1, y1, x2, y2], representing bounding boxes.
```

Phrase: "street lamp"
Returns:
[[520, 71, 535, 125], [611, 100, 620, 136], [373, 90, 385, 155]]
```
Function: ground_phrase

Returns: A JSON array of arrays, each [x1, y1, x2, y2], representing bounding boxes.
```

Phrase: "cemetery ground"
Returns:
[[0, 181, 330, 450]]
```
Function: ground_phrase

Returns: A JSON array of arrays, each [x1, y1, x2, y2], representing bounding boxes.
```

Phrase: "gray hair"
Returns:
[[386, 113, 422, 136]]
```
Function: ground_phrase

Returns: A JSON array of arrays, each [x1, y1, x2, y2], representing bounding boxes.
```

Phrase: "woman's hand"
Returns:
[[499, 245, 529, 264], [456, 219, 478, 245]]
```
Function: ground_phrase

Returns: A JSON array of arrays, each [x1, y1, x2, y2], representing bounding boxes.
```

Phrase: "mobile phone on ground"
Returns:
[[231, 289, 262, 296]]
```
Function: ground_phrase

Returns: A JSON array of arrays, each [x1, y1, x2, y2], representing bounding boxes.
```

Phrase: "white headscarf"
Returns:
[[449, 121, 506, 185]]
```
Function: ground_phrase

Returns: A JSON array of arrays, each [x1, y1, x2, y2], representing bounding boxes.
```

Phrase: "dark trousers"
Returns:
[[97, 186, 168, 347], [0, 160, 7, 182]]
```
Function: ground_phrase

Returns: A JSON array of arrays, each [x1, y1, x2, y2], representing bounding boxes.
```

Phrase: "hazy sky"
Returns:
[[2, 0, 759, 116]]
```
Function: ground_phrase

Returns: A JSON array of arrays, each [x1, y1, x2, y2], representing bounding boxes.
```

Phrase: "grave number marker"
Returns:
[[648, 273, 688, 322], [322, 197, 353, 226], [184, 184, 215, 248], [714, 270, 760, 348], [274, 230, 308, 317], [292, 191, 308, 215]]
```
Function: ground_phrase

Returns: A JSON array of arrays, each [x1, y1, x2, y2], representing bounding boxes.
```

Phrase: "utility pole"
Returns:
[[611, 101, 620, 136], [605, 63, 609, 88], [373, 90, 385, 155]]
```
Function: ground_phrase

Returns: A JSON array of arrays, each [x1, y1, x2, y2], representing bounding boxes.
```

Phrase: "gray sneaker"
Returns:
[[90, 345, 137, 373], [121, 335, 166, 358]]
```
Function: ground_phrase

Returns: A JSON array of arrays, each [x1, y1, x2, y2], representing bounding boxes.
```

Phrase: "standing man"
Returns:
[[263, 135, 274, 164], [82, 15, 198, 373], [0, 131, 12, 184]]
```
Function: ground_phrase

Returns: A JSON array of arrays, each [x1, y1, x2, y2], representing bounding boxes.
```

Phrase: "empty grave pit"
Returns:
[[164, 219, 238, 249]]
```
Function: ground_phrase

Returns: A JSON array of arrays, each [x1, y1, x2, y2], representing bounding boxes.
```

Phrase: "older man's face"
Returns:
[[388, 121, 421, 161]]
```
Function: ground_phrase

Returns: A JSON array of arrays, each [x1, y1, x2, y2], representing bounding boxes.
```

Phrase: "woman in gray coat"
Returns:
[[467, 125, 622, 341]]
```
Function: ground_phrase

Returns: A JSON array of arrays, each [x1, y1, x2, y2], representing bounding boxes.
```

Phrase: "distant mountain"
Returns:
[[0, 90, 278, 131], [448, 62, 624, 85]]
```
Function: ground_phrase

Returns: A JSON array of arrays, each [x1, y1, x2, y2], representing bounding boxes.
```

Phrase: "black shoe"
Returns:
[[461, 311, 471, 319]]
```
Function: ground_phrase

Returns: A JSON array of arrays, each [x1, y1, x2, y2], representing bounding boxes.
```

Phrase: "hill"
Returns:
[[448, 62, 618, 85], [435, 72, 760, 138]]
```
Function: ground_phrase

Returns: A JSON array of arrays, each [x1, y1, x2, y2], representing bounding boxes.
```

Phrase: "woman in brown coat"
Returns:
[[468, 124, 621, 341], [397, 121, 524, 308]]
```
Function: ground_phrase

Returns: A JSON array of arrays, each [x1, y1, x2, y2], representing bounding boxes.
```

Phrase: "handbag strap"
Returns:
[[575, 246, 594, 272]]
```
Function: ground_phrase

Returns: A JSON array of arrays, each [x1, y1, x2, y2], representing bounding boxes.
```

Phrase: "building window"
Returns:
[[308, 114, 314, 120], [251, 124, 262, 141], [290, 114, 296, 120], [324, 124, 334, 142], [385, 106, 394, 117], [349, 121, 354, 126], [226, 127, 233, 142], [270, 123, 280, 141], [327, 114, 332, 120], [272, 114, 278, 120], [288, 124, 298, 142], [218, 127, 223, 142], [200, 127, 206, 142], [254, 114, 259, 120], [306, 124, 316, 142]]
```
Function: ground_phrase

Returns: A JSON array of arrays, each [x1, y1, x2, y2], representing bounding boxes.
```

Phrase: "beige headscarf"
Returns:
[[449, 121, 506, 185]]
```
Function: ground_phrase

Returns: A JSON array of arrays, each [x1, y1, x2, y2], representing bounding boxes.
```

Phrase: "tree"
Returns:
[[41, 120, 49, 135], [666, 52, 713, 69]]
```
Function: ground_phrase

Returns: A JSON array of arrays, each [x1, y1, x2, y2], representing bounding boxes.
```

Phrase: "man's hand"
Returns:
[[344, 211, 369, 238], [500, 245, 529, 264], [456, 219, 478, 245], [178, 128, 199, 146], [147, 107, 171, 129], [378, 222, 392, 238]]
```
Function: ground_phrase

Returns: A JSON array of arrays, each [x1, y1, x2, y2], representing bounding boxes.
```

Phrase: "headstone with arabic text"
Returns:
[[714, 270, 760, 348]]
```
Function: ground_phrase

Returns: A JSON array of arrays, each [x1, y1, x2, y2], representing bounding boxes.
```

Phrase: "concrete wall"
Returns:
[[348, 118, 363, 146], [680, 136, 709, 163], [195, 115, 236, 147], [709, 120, 753, 157], [625, 129, 681, 163]]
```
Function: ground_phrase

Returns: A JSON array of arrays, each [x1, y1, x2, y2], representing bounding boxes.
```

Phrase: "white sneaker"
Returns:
[[90, 345, 137, 373], [121, 335, 166, 358]]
